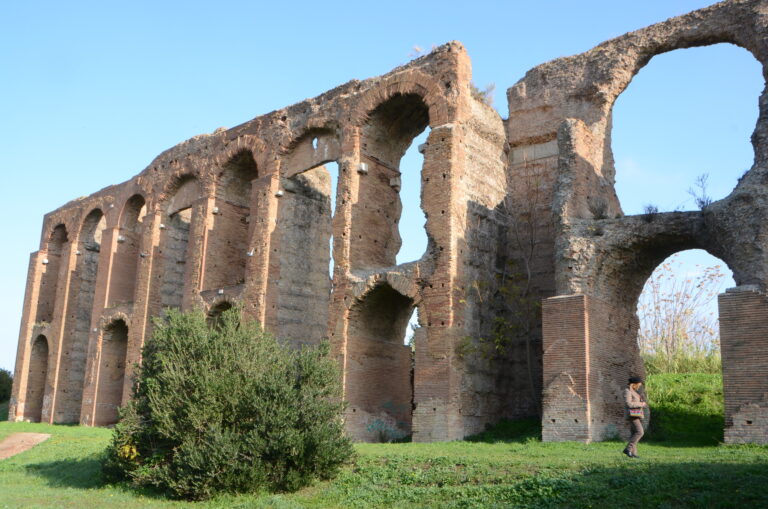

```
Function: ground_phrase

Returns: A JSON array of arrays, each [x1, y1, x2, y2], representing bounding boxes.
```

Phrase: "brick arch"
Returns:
[[106, 194, 147, 307], [93, 317, 129, 425], [344, 280, 417, 441], [203, 149, 259, 291], [55, 207, 107, 423], [118, 194, 147, 231], [349, 89, 434, 270], [152, 174, 202, 311], [351, 72, 452, 128], [35, 224, 69, 324], [283, 123, 341, 153], [159, 172, 205, 210], [99, 310, 131, 329], [23, 334, 49, 422], [214, 135, 270, 174], [601, 41, 764, 216]]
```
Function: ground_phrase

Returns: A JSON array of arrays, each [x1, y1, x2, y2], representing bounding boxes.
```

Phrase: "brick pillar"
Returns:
[[124, 209, 161, 403], [542, 294, 643, 442], [181, 197, 213, 310], [80, 226, 119, 425], [719, 286, 768, 444], [45, 236, 78, 423], [9, 251, 45, 421], [542, 295, 591, 441], [241, 171, 280, 326]]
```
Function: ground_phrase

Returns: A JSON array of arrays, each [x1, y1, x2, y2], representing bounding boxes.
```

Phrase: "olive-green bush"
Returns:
[[104, 307, 353, 500], [0, 368, 12, 403]]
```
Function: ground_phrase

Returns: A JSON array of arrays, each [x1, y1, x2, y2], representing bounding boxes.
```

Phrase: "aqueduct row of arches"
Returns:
[[10, 0, 768, 443]]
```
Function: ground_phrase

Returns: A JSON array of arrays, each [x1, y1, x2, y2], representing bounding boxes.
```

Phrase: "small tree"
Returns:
[[104, 307, 353, 500], [0, 368, 12, 403]]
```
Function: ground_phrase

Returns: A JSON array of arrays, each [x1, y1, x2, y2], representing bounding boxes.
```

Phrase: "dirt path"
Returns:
[[0, 432, 51, 460]]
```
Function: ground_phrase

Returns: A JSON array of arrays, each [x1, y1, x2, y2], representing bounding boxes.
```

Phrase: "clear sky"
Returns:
[[0, 0, 760, 371]]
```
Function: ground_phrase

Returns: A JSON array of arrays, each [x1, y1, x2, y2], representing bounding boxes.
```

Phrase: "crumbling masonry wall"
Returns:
[[10, 0, 768, 443]]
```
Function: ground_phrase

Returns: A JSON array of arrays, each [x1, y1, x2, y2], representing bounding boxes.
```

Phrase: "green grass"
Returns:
[[645, 373, 724, 445], [0, 374, 766, 508]]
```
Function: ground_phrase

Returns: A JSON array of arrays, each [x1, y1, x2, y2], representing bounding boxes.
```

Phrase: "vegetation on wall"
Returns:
[[103, 307, 353, 500]]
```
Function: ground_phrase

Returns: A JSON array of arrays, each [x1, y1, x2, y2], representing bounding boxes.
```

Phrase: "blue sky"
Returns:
[[0, 0, 760, 371]]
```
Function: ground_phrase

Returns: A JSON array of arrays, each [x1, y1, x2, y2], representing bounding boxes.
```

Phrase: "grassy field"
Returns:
[[0, 374, 766, 508]]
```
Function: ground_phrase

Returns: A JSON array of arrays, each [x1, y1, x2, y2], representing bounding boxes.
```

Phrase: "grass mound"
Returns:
[[645, 373, 724, 445]]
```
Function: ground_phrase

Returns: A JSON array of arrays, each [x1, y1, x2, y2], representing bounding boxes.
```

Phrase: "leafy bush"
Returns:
[[103, 307, 353, 500], [0, 368, 12, 403]]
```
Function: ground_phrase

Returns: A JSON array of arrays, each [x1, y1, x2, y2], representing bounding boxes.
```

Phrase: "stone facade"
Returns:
[[9, 0, 768, 443]]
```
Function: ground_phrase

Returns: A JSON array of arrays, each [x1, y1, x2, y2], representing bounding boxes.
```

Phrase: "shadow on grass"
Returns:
[[546, 460, 768, 508], [464, 417, 542, 443], [25, 456, 106, 490], [25, 454, 182, 501], [645, 407, 724, 446], [467, 407, 724, 447]]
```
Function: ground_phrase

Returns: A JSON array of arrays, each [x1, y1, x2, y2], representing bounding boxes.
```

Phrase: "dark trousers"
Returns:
[[626, 418, 644, 454]]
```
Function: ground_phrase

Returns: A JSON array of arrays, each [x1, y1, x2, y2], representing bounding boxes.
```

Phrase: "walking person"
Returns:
[[622, 376, 647, 458]]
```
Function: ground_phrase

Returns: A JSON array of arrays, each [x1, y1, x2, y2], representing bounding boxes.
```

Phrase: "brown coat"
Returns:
[[624, 387, 646, 419]]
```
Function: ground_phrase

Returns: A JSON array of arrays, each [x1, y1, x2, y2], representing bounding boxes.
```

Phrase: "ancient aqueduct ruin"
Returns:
[[9, 0, 768, 443]]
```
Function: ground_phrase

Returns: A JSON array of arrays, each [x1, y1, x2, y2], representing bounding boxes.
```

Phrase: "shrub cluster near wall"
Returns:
[[103, 307, 353, 500]]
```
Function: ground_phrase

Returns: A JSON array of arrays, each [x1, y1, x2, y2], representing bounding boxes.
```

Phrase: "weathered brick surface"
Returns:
[[719, 288, 768, 444], [10, 1, 768, 444]]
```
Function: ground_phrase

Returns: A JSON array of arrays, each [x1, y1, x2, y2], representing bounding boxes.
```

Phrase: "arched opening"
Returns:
[[352, 93, 430, 270], [613, 44, 761, 215], [35, 224, 68, 324], [108, 194, 146, 306], [23, 334, 49, 422], [275, 161, 335, 346], [207, 301, 233, 328], [635, 249, 732, 444], [57, 208, 106, 422], [94, 319, 128, 426], [345, 283, 416, 442], [158, 176, 201, 311], [203, 150, 258, 290]]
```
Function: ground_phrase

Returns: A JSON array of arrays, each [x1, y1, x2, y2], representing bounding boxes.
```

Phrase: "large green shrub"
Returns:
[[0, 368, 12, 403], [104, 307, 353, 500]]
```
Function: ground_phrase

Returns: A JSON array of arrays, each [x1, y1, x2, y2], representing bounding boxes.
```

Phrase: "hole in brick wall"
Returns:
[[312, 137, 318, 150], [352, 93, 431, 270], [613, 44, 760, 216], [207, 301, 233, 329], [746, 420, 753, 425], [396, 129, 430, 265]]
